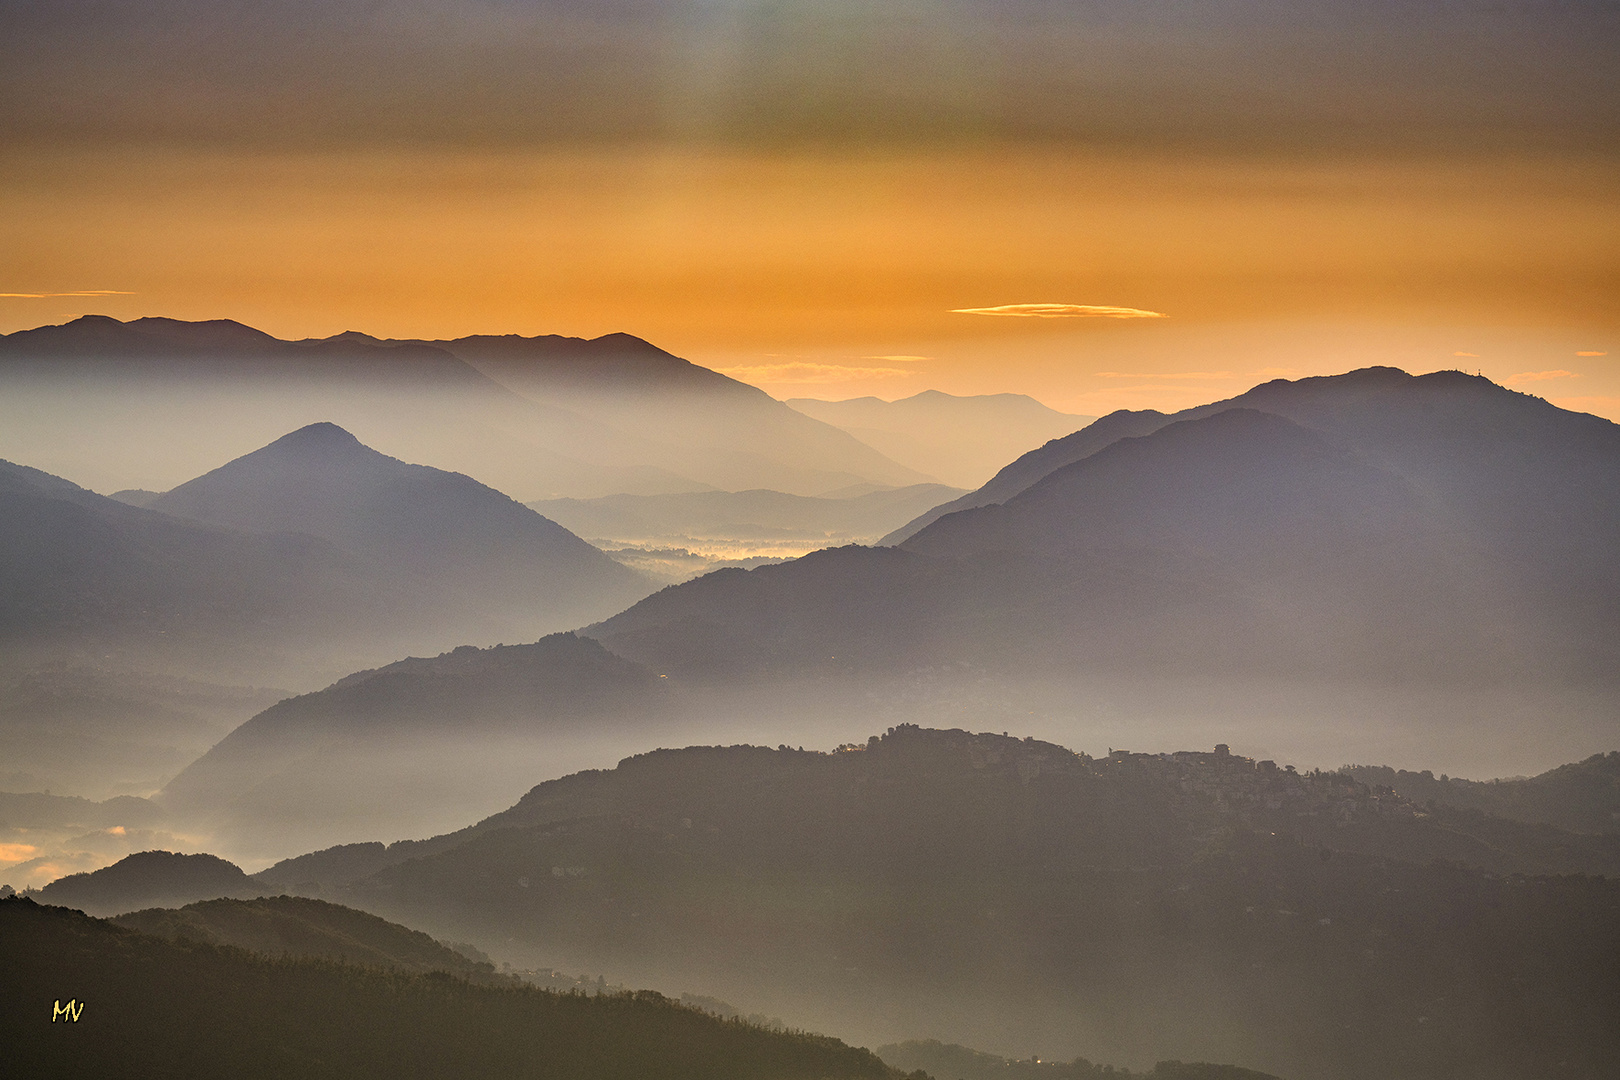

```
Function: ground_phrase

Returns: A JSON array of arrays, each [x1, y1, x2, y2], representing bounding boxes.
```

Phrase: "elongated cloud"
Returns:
[[952, 304, 1168, 319], [0, 290, 135, 298]]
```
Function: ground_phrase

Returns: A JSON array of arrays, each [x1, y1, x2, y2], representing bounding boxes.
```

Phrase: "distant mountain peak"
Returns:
[[263, 422, 365, 454], [318, 330, 387, 346]]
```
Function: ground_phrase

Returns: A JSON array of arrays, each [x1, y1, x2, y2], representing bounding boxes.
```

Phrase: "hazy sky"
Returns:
[[2, 0, 1616, 416]]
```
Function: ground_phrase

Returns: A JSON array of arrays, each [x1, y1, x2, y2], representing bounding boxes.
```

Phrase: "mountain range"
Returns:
[[584, 370, 1620, 767], [25, 727, 1616, 1080], [106, 365, 1620, 839], [0, 316, 930, 499], [0, 421, 662, 800]]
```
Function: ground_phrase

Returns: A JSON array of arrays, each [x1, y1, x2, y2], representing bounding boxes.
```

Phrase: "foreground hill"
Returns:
[[248, 727, 1618, 1080], [151, 422, 651, 634], [786, 391, 1093, 489], [0, 896, 902, 1080], [35, 850, 258, 916], [587, 372, 1620, 759], [113, 895, 502, 981]]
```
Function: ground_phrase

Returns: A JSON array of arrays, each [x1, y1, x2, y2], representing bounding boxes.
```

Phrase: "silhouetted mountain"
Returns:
[[0, 314, 498, 387], [151, 422, 651, 631], [877, 1040, 1282, 1080], [106, 488, 163, 507], [881, 409, 1170, 543], [591, 372, 1620, 700], [114, 895, 506, 981], [35, 850, 257, 916], [0, 316, 923, 500], [1345, 751, 1620, 835], [788, 391, 1092, 489], [424, 331, 936, 495], [2, 896, 902, 1080], [0, 454, 413, 671], [255, 727, 1620, 1079], [161, 634, 670, 851]]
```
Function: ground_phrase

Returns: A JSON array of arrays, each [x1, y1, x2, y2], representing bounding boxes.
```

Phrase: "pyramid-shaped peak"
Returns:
[[263, 422, 365, 453]]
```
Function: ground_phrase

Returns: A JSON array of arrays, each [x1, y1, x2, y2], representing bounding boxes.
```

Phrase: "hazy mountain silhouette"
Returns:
[[0, 316, 926, 499], [881, 409, 1171, 543], [35, 850, 257, 916], [0, 314, 498, 387], [242, 727, 1620, 1079], [417, 330, 937, 494], [0, 454, 412, 671], [590, 371, 1620, 696], [788, 390, 1093, 489], [161, 634, 671, 850], [150, 422, 651, 632]]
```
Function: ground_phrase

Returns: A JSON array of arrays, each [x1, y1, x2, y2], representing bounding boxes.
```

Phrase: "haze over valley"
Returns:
[[4, 2, 1617, 1072]]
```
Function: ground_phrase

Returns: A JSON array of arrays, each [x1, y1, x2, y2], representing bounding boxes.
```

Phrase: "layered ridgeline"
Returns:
[[148, 421, 651, 637], [786, 391, 1094, 489], [159, 633, 673, 853], [406, 330, 933, 495], [0, 454, 427, 791], [139, 727, 1619, 1080], [0, 316, 926, 499], [587, 369, 1620, 766], [0, 897, 903, 1080], [0, 423, 653, 796], [0, 419, 650, 675]]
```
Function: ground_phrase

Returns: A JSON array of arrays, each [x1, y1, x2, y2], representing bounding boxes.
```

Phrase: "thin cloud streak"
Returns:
[[952, 304, 1168, 319]]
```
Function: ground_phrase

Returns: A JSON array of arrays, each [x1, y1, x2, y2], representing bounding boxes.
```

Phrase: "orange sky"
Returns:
[[2, 1, 1616, 419], [2, 145, 1614, 418]]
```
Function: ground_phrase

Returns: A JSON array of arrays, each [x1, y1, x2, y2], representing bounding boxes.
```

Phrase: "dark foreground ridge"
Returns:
[[235, 727, 1619, 1080], [0, 895, 905, 1080]]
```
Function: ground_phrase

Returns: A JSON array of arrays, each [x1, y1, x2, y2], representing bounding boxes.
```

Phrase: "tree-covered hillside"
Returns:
[[290, 727, 1619, 1080], [1, 895, 906, 1080]]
